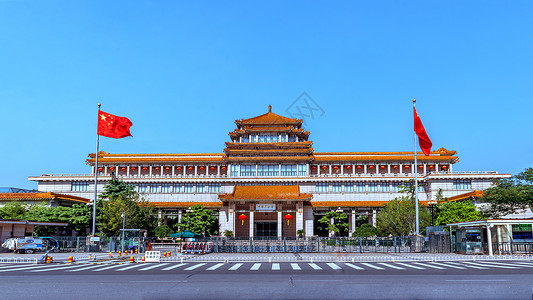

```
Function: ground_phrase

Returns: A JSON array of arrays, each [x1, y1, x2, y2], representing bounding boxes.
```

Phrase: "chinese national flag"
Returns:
[[97, 111, 133, 139], [414, 107, 432, 156]]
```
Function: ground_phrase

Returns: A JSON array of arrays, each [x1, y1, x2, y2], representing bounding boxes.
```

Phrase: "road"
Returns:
[[1, 260, 533, 299]]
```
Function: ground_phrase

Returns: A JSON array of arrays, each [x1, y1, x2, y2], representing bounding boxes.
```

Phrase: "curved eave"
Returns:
[[150, 202, 224, 208], [86, 157, 225, 165], [312, 156, 458, 163], [310, 201, 430, 207], [224, 156, 313, 162], [0, 192, 90, 204]]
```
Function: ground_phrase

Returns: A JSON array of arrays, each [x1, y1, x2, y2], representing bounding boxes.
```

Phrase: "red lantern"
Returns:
[[109, 167, 115, 171], [210, 166, 215, 170], [177, 167, 182, 170], [188, 167, 193, 170], [142, 167, 148, 171], [238, 214, 247, 226], [121, 167, 126, 171], [357, 166, 362, 169], [222, 166, 227, 170], [442, 165, 448, 169], [312, 166, 317, 169], [131, 167, 136, 171], [429, 166, 434, 169], [199, 166, 204, 170], [284, 214, 294, 226], [155, 167, 160, 171], [98, 167, 103, 171], [393, 166, 398, 169], [380, 166, 385, 169], [322, 166, 327, 170], [405, 165, 410, 169], [333, 166, 339, 170], [418, 166, 423, 169], [369, 166, 374, 169], [165, 167, 170, 170], [346, 166, 351, 169]]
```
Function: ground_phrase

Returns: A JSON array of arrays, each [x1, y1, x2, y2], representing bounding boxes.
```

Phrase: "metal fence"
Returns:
[[45, 236, 148, 253]]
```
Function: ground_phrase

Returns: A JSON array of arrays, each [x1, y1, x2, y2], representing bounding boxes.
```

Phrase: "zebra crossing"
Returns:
[[0, 260, 532, 274]]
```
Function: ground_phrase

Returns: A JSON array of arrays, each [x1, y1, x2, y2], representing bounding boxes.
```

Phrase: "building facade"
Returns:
[[29, 106, 509, 237]]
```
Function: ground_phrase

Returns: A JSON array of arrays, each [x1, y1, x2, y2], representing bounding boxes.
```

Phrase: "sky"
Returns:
[[1, 1, 532, 190]]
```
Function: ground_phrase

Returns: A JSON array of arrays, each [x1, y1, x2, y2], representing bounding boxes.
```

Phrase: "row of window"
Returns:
[[231, 165, 307, 177], [239, 134, 299, 143], [315, 182, 425, 193], [138, 183, 222, 193]]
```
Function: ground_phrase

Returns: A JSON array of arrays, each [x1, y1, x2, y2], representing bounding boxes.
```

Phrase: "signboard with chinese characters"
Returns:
[[145, 251, 161, 263], [256, 204, 276, 211]]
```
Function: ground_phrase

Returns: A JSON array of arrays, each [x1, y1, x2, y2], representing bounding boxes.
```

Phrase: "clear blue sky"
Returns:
[[1, 1, 532, 190]]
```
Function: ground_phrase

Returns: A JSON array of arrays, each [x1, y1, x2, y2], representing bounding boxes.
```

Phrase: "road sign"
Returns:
[[145, 251, 161, 263]]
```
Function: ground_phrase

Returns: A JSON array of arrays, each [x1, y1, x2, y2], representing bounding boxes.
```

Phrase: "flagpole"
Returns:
[[92, 103, 101, 236], [413, 99, 419, 236]]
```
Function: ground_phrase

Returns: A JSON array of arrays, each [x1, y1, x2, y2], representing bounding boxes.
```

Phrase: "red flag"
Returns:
[[414, 107, 432, 156], [97, 111, 133, 139]]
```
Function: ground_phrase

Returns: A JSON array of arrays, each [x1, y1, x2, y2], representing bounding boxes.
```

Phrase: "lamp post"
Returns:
[[335, 207, 343, 237], [180, 207, 193, 253], [121, 212, 125, 252]]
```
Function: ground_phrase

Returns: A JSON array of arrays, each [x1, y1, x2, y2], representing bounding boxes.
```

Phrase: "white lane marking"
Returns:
[[396, 263, 425, 270], [92, 264, 126, 272], [30, 264, 83, 272], [508, 262, 533, 267], [162, 263, 187, 271], [466, 262, 519, 269], [430, 262, 466, 269], [206, 263, 224, 271], [326, 263, 342, 270], [139, 263, 169, 271], [344, 263, 364, 270], [308, 263, 322, 270], [479, 261, 529, 268], [361, 263, 384, 270], [291, 263, 301, 270], [69, 264, 109, 272], [183, 263, 205, 271], [250, 263, 261, 271], [228, 263, 243, 271], [448, 262, 487, 269], [0, 265, 19, 269], [413, 262, 445, 269], [0, 264, 53, 272], [378, 263, 405, 270], [272, 263, 280, 271], [446, 280, 511, 282], [116, 264, 146, 271]]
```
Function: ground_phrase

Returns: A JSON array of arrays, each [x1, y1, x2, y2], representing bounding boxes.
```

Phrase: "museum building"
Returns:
[[29, 106, 509, 238]]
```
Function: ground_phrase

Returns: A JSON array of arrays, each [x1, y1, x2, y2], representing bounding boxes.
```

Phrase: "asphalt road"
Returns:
[[1, 260, 533, 299]]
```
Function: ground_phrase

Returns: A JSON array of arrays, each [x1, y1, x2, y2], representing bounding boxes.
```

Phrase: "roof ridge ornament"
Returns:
[[268, 105, 272, 113]]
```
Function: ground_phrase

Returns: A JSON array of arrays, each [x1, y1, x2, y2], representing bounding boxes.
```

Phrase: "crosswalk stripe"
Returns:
[[308, 263, 322, 270], [116, 264, 145, 271], [206, 263, 224, 271], [139, 263, 169, 271], [396, 263, 425, 270], [448, 262, 487, 269], [162, 263, 187, 271], [250, 263, 261, 271], [508, 262, 533, 267], [466, 262, 519, 269], [228, 263, 243, 271], [272, 263, 280, 271], [93, 264, 125, 272], [291, 263, 301, 270], [68, 264, 106, 272], [30, 265, 83, 272], [429, 262, 466, 269], [0, 264, 52, 272], [184, 263, 205, 271], [413, 263, 445, 270], [0, 265, 18, 270], [326, 263, 342, 270], [378, 263, 405, 270], [344, 263, 364, 270], [480, 261, 531, 268], [361, 263, 384, 270]]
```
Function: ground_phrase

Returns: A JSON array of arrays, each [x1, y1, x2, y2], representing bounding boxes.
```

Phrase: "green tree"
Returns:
[[0, 202, 27, 219], [176, 205, 218, 236], [352, 223, 378, 237], [318, 210, 349, 236], [376, 197, 431, 236], [481, 167, 533, 217], [154, 225, 173, 238], [435, 201, 482, 225]]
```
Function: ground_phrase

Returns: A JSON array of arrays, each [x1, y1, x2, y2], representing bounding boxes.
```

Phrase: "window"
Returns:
[[418, 185, 425, 192], [173, 184, 181, 193], [258, 134, 278, 143], [332, 183, 342, 192], [315, 183, 329, 193], [391, 182, 401, 192], [71, 182, 89, 192], [209, 183, 221, 193], [454, 180, 471, 190], [240, 165, 255, 177], [184, 183, 195, 193], [380, 183, 390, 192], [161, 184, 171, 193], [298, 165, 307, 176], [231, 165, 239, 177], [138, 184, 148, 193], [368, 183, 378, 192], [241, 136, 249, 143], [281, 165, 297, 176], [344, 183, 354, 192], [196, 184, 204, 193], [150, 184, 159, 193], [288, 135, 297, 142], [258, 165, 278, 177], [356, 183, 366, 192]]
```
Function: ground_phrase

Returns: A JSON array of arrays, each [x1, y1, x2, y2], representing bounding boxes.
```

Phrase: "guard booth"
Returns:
[[119, 229, 142, 252]]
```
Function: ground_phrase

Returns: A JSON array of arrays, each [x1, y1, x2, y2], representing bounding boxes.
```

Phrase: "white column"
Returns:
[[317, 164, 320, 175], [364, 165, 367, 174], [487, 225, 493, 256], [341, 163, 344, 175], [423, 164, 427, 174], [296, 201, 304, 233], [160, 167, 163, 177], [127, 167, 130, 176], [352, 164, 355, 175], [399, 163, 403, 174], [227, 164, 231, 177], [329, 165, 332, 175], [217, 165, 220, 176], [388, 164, 391, 174], [172, 166, 175, 177], [138, 167, 141, 177], [104, 166, 108, 175], [449, 164, 453, 172], [149, 166, 153, 176], [277, 211, 282, 238], [435, 163, 439, 173], [350, 210, 356, 236], [278, 164, 281, 176], [376, 164, 379, 174], [255, 165, 258, 177], [194, 165, 198, 176], [307, 164, 310, 176], [182, 166, 185, 176], [249, 211, 254, 238], [372, 209, 377, 227], [304, 206, 314, 237]]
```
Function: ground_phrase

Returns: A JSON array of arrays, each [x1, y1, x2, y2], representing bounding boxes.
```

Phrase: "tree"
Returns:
[[176, 205, 218, 236], [154, 225, 173, 238], [376, 197, 431, 236], [0, 202, 26, 219], [98, 179, 156, 236], [318, 210, 349, 236], [435, 201, 482, 225], [481, 168, 533, 217], [352, 223, 378, 237]]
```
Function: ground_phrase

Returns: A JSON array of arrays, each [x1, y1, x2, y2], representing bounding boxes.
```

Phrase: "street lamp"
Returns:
[[335, 207, 343, 237], [121, 212, 125, 252]]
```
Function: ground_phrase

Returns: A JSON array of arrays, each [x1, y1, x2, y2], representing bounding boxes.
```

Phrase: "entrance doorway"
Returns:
[[256, 222, 277, 238]]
